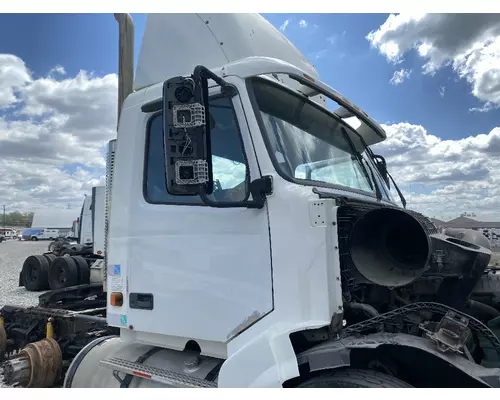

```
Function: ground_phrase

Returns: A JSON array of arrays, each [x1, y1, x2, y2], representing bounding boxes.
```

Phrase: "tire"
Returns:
[[43, 253, 57, 265], [297, 368, 413, 388], [31, 236, 38, 241], [22, 255, 50, 291], [71, 256, 90, 285], [60, 248, 74, 257], [48, 256, 79, 290]]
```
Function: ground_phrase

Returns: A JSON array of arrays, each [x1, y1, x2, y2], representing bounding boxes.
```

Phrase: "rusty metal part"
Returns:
[[3, 338, 62, 387], [0, 320, 6, 362]]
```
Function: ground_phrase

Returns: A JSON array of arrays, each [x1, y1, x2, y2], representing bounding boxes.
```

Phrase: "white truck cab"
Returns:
[[64, 14, 499, 389]]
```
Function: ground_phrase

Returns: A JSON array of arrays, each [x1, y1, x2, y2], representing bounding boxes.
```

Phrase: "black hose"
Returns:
[[346, 302, 380, 318], [468, 299, 500, 319], [394, 293, 411, 305]]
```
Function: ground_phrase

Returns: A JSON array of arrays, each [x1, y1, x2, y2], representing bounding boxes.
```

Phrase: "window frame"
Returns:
[[142, 93, 252, 206], [246, 76, 391, 202]]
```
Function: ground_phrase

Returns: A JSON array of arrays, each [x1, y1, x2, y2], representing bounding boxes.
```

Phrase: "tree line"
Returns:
[[1, 211, 34, 228]]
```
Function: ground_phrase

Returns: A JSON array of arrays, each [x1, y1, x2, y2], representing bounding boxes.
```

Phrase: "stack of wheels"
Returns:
[[21, 254, 90, 291], [48, 255, 90, 290]]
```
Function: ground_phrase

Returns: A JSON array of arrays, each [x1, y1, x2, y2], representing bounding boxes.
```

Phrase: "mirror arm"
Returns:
[[193, 65, 237, 98], [193, 65, 228, 89], [200, 176, 273, 210], [372, 154, 390, 188], [247, 175, 273, 209]]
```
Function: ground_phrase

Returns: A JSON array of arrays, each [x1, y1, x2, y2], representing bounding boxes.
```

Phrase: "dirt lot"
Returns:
[[0, 240, 50, 308], [0, 240, 51, 387]]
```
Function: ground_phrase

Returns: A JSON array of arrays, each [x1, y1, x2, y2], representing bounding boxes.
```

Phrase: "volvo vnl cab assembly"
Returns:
[[2, 13, 500, 389]]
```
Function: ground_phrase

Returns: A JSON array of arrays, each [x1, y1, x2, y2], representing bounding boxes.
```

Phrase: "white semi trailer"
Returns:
[[73, 185, 106, 256], [2, 13, 500, 389]]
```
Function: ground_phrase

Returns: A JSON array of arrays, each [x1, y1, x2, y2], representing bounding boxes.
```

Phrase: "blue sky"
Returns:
[[1, 13, 496, 141], [0, 13, 499, 219]]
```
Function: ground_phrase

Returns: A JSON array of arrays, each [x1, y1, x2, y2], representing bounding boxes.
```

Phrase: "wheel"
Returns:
[[31, 236, 38, 241], [71, 256, 90, 285], [297, 368, 413, 388], [22, 255, 50, 291], [48, 256, 79, 290], [43, 253, 57, 265]]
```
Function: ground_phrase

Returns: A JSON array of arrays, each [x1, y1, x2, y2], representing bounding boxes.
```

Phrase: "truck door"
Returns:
[[119, 92, 273, 343]]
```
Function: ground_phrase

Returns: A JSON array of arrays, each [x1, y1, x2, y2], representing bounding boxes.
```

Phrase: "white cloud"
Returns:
[[439, 86, 446, 97], [299, 19, 308, 29], [0, 53, 117, 213], [280, 19, 290, 32], [470, 101, 495, 113], [372, 122, 500, 220], [48, 65, 66, 77], [0, 54, 32, 107], [367, 14, 500, 110], [389, 68, 412, 85]]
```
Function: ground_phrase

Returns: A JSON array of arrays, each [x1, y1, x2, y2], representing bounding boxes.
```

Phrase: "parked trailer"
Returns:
[[4, 13, 500, 389]]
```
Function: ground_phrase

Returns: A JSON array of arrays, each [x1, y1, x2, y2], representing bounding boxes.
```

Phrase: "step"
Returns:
[[100, 357, 217, 388]]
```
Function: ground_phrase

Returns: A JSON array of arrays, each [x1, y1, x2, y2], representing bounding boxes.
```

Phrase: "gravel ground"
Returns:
[[1, 240, 50, 388], [0, 240, 50, 308]]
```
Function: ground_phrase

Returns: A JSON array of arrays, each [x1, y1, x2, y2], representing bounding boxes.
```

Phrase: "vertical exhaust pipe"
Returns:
[[114, 13, 134, 127]]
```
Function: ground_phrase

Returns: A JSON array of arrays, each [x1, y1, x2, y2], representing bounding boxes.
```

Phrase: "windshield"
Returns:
[[249, 77, 394, 201]]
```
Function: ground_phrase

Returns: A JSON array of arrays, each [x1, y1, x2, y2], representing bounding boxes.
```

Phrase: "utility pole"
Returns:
[[2, 205, 5, 232]]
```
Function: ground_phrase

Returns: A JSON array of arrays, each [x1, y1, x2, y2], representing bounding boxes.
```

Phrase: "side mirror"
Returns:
[[163, 68, 213, 196], [372, 154, 390, 189]]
